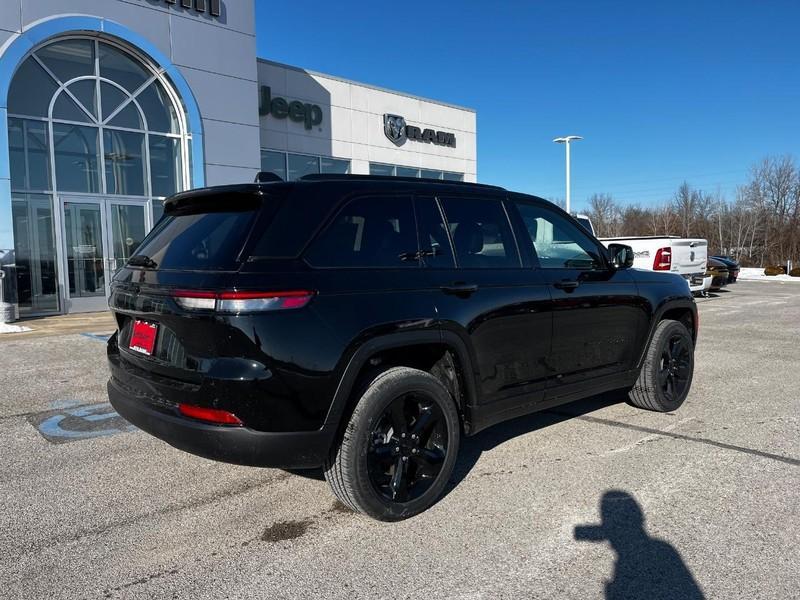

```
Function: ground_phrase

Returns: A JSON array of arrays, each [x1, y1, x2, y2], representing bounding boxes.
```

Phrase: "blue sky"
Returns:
[[254, 0, 800, 210]]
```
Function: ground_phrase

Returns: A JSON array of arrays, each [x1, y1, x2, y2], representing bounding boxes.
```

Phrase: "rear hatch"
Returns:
[[108, 183, 318, 383]]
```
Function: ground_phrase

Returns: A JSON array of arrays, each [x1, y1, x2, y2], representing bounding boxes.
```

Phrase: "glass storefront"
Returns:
[[261, 150, 350, 180], [369, 162, 464, 181], [7, 36, 190, 315]]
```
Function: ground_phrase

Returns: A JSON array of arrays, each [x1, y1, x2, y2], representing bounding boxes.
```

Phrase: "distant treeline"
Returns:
[[582, 155, 800, 266]]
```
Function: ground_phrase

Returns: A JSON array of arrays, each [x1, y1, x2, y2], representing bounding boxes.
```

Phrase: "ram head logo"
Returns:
[[383, 114, 407, 146]]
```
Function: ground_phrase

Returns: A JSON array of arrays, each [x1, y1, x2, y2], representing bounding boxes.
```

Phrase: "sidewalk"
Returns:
[[0, 311, 116, 341]]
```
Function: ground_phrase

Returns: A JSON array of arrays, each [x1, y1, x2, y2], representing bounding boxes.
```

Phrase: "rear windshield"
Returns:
[[133, 204, 258, 271], [130, 184, 340, 270]]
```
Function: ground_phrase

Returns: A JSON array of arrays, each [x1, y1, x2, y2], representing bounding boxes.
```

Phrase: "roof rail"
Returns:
[[298, 173, 504, 191]]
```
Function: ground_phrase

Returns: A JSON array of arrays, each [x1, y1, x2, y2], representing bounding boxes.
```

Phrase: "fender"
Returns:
[[636, 296, 698, 369], [322, 330, 479, 432]]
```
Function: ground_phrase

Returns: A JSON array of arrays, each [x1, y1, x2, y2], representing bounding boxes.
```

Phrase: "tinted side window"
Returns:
[[305, 195, 418, 268], [415, 197, 455, 268], [514, 202, 604, 270], [439, 196, 520, 268], [248, 185, 330, 259]]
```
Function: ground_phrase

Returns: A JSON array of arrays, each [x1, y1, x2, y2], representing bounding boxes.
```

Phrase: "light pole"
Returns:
[[553, 135, 583, 214]]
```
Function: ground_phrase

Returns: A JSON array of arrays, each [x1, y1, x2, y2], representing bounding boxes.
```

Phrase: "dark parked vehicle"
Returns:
[[706, 258, 729, 291], [107, 175, 698, 520], [711, 255, 740, 283]]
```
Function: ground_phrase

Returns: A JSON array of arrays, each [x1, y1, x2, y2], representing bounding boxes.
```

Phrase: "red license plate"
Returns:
[[129, 320, 158, 356]]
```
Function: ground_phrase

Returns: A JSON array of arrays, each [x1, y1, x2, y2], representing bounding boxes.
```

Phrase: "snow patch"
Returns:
[[0, 322, 32, 334], [738, 267, 800, 283]]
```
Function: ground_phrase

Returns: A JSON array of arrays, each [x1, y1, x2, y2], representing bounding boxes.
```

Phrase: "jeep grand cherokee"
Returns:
[[107, 175, 697, 521]]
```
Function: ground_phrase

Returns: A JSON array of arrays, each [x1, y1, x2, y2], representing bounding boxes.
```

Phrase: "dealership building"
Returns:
[[0, 0, 477, 318]]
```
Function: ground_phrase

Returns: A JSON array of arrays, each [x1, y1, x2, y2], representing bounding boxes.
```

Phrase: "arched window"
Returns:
[[8, 37, 189, 199], [7, 36, 192, 315]]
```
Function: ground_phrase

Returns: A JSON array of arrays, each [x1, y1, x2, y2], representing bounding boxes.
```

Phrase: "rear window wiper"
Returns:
[[127, 255, 158, 269]]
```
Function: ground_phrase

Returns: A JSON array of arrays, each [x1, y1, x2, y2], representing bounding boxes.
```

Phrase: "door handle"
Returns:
[[553, 280, 580, 291], [441, 282, 479, 296]]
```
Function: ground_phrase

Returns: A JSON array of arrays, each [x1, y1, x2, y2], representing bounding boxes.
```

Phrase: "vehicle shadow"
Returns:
[[574, 490, 705, 599], [445, 390, 625, 492], [287, 391, 630, 487]]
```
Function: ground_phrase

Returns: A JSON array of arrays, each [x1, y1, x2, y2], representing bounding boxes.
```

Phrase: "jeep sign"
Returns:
[[259, 86, 323, 130]]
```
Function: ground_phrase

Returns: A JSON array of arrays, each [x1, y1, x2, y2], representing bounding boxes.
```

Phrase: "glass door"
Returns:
[[11, 194, 60, 316], [60, 196, 150, 313], [62, 198, 108, 313]]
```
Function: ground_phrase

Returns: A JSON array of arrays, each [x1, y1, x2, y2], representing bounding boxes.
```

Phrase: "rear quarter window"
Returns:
[[305, 195, 419, 268]]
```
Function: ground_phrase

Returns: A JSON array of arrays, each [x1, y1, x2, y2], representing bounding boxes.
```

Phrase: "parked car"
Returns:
[[597, 236, 710, 295], [107, 175, 698, 521], [711, 255, 740, 283], [706, 257, 730, 291]]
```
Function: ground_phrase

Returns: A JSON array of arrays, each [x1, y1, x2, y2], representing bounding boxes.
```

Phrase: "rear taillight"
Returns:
[[653, 247, 672, 271], [171, 290, 314, 313], [171, 290, 216, 310], [178, 403, 243, 426], [217, 290, 313, 312]]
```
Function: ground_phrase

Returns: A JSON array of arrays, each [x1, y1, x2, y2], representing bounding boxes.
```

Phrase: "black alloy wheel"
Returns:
[[367, 392, 448, 503], [658, 334, 692, 403]]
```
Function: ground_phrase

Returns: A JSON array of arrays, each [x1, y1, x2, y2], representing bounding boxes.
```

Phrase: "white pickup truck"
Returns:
[[598, 236, 711, 294]]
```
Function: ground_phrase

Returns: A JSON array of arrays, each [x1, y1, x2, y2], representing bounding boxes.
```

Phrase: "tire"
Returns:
[[629, 319, 694, 412], [324, 366, 460, 521]]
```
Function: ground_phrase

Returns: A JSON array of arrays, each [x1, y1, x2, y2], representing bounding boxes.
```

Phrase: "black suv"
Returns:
[[108, 175, 697, 520]]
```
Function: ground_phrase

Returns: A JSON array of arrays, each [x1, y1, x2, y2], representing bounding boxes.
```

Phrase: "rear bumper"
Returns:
[[108, 378, 335, 469], [687, 273, 713, 293]]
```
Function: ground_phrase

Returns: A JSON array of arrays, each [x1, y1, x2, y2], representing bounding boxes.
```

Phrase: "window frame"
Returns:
[[7, 35, 191, 201], [436, 193, 523, 270], [508, 197, 611, 271], [413, 195, 456, 269]]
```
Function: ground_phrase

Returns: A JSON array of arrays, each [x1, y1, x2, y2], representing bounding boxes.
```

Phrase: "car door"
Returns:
[[419, 193, 552, 413], [508, 197, 646, 393]]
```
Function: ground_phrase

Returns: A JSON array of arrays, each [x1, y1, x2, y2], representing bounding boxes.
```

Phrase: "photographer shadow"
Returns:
[[575, 490, 705, 600]]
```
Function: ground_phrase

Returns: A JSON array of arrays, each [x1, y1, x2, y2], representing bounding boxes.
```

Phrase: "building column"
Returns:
[[0, 105, 18, 322], [351, 159, 370, 176]]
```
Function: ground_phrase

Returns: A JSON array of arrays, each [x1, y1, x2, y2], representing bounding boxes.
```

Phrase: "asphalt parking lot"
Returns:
[[1, 281, 798, 599]]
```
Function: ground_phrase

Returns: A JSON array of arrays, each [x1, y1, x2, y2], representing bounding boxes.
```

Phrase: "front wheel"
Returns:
[[324, 366, 460, 521], [629, 319, 694, 412]]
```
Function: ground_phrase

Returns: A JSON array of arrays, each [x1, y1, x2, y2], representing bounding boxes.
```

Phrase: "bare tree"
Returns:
[[586, 193, 619, 237], [579, 154, 800, 266]]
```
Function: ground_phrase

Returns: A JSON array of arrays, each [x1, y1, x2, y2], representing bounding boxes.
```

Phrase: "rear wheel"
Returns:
[[629, 319, 694, 412], [324, 366, 460, 521]]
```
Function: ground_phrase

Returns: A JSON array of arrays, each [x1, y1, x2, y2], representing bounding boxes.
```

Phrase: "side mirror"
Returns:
[[607, 243, 634, 269]]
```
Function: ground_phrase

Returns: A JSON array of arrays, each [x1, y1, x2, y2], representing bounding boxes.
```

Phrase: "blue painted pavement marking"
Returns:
[[80, 332, 112, 343], [30, 400, 137, 444]]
